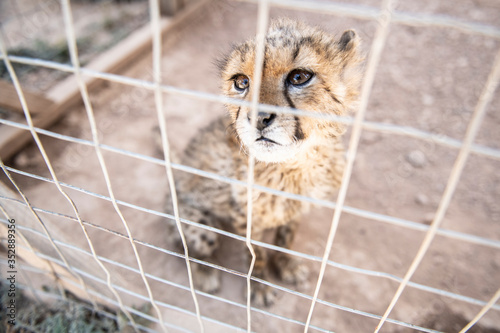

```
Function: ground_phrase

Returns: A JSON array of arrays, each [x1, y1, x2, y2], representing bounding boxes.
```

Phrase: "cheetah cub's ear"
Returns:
[[339, 29, 358, 52], [336, 29, 362, 73]]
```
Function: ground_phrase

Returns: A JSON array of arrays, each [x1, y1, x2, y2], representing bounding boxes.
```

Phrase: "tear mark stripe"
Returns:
[[324, 87, 342, 105]]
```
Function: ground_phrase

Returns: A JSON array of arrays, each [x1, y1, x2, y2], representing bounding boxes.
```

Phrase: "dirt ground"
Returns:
[[1, 0, 500, 332]]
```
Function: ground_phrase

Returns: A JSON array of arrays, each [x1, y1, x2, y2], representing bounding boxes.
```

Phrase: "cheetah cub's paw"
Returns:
[[192, 262, 221, 294], [250, 281, 277, 307], [273, 253, 310, 286]]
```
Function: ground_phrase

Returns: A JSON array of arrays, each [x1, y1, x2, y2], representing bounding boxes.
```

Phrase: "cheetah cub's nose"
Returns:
[[248, 112, 276, 131]]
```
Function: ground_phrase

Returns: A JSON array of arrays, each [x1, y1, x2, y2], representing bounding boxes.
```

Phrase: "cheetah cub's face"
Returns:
[[221, 18, 362, 163]]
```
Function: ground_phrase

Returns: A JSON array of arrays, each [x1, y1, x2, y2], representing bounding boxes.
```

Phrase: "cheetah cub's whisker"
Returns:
[[165, 18, 362, 307]]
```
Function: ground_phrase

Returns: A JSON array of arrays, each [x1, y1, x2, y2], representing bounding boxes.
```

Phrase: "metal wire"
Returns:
[[304, 0, 396, 330], [59, 0, 164, 330], [244, 1, 270, 331], [148, 0, 202, 331], [459, 288, 500, 333], [240, 0, 500, 40]]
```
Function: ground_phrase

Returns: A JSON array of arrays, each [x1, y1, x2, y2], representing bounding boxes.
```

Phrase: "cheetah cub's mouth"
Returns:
[[220, 18, 362, 163]]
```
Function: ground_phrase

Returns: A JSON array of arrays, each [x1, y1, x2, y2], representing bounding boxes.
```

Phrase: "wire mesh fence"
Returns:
[[1, 0, 499, 332]]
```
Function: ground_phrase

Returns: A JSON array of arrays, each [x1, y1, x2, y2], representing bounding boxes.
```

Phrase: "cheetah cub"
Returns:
[[166, 18, 362, 306]]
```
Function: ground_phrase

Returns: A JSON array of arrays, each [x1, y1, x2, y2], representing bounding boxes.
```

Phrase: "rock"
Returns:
[[14, 151, 31, 168], [421, 94, 435, 106], [14, 149, 44, 168], [415, 193, 429, 205], [406, 150, 427, 168]]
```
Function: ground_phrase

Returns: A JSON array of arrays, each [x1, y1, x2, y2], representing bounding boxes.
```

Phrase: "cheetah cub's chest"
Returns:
[[230, 138, 346, 233]]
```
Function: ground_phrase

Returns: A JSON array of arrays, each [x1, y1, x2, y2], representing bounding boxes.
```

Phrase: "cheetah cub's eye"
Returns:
[[234, 74, 250, 92], [287, 69, 314, 87]]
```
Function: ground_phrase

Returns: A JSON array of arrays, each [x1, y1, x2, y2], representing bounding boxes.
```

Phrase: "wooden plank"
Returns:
[[0, 80, 55, 115], [160, 0, 184, 16], [0, 0, 212, 161]]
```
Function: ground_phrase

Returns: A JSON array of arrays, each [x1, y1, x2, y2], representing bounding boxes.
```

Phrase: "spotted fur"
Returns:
[[166, 18, 363, 306]]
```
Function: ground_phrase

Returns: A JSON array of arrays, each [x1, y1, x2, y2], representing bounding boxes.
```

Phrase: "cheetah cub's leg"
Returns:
[[167, 206, 221, 293], [249, 246, 277, 307], [271, 221, 309, 285], [248, 222, 308, 306]]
